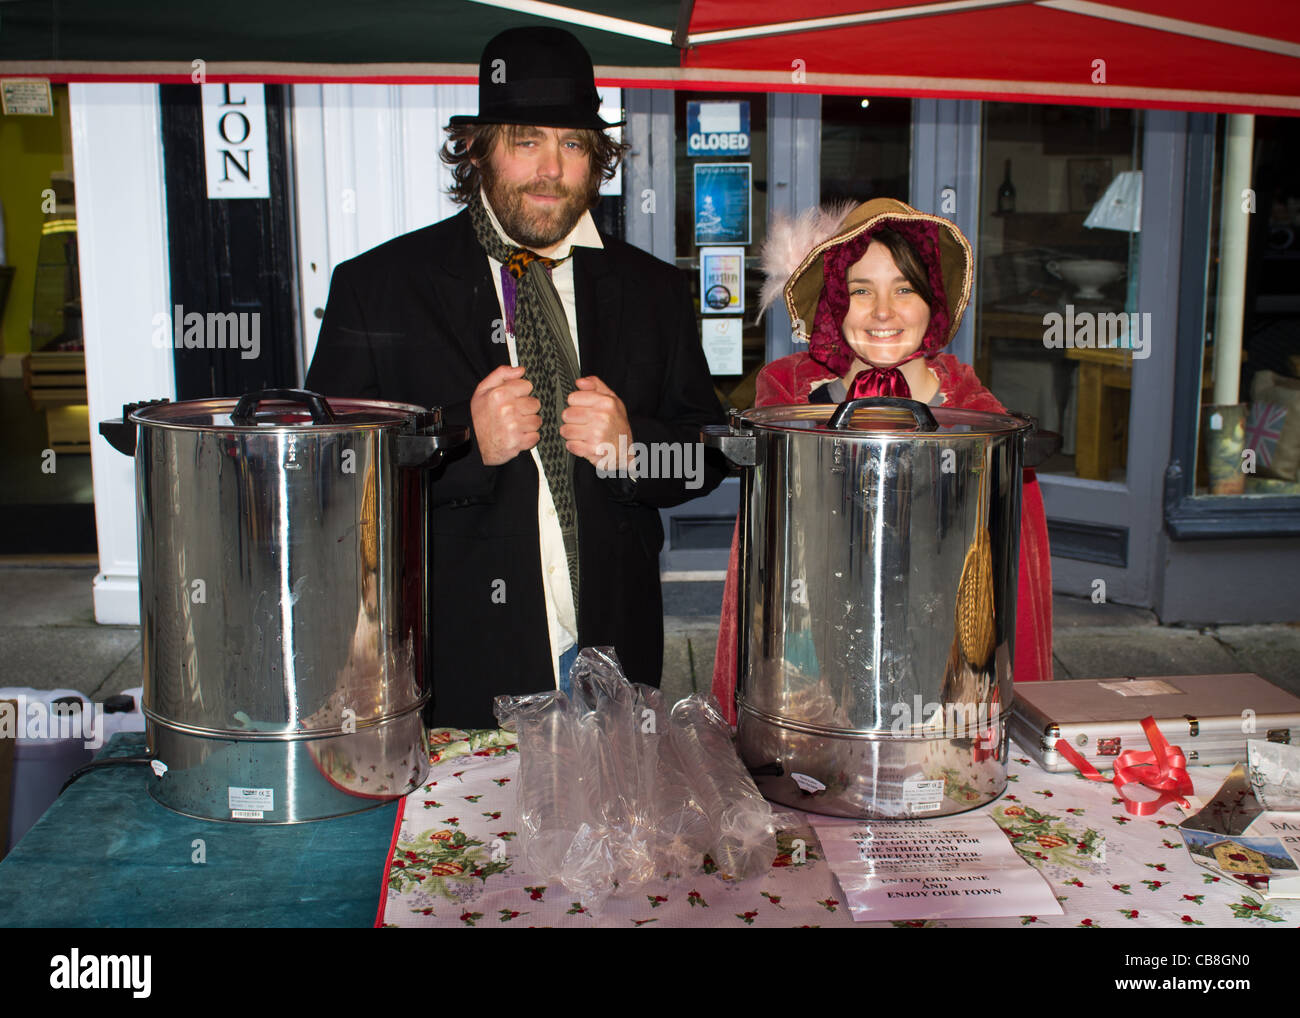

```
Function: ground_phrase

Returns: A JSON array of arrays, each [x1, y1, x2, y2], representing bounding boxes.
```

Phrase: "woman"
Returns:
[[712, 198, 1054, 724]]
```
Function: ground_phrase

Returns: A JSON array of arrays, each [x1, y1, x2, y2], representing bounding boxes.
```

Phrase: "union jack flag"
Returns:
[[1244, 401, 1286, 470]]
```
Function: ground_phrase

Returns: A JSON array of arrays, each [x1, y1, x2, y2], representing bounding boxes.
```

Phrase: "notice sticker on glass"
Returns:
[[1, 79, 53, 116], [702, 318, 743, 376], [687, 100, 750, 156], [694, 163, 751, 245], [700, 246, 745, 315]]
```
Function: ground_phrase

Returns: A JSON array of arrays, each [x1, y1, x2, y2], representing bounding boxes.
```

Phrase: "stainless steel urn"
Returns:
[[706, 396, 1033, 819], [101, 389, 466, 823]]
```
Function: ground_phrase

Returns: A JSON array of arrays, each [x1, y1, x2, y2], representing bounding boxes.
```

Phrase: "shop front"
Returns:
[[3, 4, 1295, 624]]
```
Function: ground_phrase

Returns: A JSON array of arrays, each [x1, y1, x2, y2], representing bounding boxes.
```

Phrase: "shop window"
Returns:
[[0, 83, 95, 554], [819, 94, 910, 206], [976, 104, 1143, 482], [1195, 115, 1300, 497]]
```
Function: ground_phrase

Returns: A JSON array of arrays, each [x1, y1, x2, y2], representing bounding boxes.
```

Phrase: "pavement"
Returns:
[[2, 564, 1298, 709]]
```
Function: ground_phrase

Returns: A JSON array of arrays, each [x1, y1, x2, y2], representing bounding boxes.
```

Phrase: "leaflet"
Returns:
[[811, 814, 1064, 921]]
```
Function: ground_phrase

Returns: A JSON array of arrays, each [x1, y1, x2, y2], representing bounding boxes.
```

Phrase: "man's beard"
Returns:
[[482, 170, 596, 250]]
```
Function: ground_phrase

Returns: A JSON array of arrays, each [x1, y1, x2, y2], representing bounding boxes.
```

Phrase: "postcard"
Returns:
[[1180, 824, 1300, 899]]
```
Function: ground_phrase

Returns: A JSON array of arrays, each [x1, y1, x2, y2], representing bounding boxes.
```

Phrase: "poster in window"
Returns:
[[699, 247, 745, 315], [694, 163, 751, 246], [701, 317, 743, 376], [686, 101, 750, 157]]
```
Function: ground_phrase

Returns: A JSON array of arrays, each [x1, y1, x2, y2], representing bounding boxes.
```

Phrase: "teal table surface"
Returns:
[[0, 733, 397, 927]]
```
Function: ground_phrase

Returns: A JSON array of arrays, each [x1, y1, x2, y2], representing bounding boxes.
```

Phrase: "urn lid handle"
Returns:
[[827, 396, 939, 432]]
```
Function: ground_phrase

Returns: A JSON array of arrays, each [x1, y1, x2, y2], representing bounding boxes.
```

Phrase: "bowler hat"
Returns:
[[449, 27, 623, 130]]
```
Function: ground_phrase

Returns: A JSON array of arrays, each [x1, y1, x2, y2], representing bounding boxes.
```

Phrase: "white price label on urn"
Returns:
[[791, 772, 827, 794], [228, 786, 274, 812]]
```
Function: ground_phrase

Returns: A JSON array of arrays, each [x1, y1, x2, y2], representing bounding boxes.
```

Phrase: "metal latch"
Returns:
[[1185, 715, 1199, 737], [1097, 737, 1121, 756], [1267, 728, 1291, 743]]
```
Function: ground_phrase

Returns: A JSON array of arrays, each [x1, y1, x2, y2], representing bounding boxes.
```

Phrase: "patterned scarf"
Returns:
[[469, 190, 581, 619]]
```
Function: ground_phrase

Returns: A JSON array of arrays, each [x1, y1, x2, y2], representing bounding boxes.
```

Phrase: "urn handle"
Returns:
[[828, 396, 939, 432], [396, 409, 470, 469], [702, 411, 756, 467], [230, 388, 337, 426], [1006, 410, 1062, 468], [98, 398, 171, 457]]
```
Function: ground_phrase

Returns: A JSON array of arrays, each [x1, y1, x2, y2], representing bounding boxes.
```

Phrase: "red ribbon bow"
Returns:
[[1054, 716, 1194, 817], [847, 350, 926, 400], [849, 365, 911, 399]]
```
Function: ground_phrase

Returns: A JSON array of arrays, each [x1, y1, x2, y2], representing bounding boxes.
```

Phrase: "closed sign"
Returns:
[[687, 101, 750, 157]]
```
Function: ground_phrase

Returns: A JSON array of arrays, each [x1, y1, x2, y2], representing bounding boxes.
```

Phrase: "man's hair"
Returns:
[[439, 122, 629, 206]]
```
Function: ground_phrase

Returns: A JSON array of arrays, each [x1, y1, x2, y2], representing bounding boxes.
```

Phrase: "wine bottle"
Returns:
[[997, 159, 1016, 215]]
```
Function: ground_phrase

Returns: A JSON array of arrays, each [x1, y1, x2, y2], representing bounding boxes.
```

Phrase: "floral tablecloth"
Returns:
[[376, 729, 1300, 928]]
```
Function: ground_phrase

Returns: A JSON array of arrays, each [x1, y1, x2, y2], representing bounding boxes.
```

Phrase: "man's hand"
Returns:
[[470, 364, 541, 466], [561, 376, 633, 470]]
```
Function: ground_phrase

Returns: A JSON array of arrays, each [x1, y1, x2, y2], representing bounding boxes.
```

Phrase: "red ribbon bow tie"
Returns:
[[1055, 716, 1194, 817], [847, 350, 926, 400], [849, 365, 911, 399]]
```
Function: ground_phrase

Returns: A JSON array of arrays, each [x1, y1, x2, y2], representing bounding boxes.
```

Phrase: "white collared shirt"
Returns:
[[481, 191, 604, 688]]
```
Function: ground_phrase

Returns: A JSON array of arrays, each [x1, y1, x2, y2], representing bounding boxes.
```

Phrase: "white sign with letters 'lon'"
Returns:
[[201, 83, 270, 199]]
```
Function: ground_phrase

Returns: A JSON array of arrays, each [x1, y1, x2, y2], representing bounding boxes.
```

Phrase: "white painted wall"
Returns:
[[71, 83, 174, 626], [292, 84, 477, 369]]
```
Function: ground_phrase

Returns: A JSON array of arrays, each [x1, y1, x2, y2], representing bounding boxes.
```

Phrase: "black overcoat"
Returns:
[[306, 208, 725, 727]]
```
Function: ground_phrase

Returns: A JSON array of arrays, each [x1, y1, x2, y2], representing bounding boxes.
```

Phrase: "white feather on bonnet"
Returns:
[[756, 201, 859, 320]]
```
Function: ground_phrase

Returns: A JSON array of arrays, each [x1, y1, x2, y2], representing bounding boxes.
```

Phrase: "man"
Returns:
[[306, 27, 725, 727]]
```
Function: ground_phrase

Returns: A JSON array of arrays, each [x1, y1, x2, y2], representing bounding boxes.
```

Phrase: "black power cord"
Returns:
[[58, 756, 156, 796]]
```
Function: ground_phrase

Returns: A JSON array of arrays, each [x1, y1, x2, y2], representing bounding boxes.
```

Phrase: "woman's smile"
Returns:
[[840, 240, 932, 368]]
